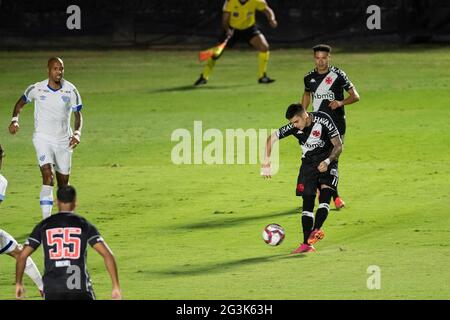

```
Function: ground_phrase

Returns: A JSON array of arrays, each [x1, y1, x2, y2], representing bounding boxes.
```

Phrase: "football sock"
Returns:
[[258, 51, 270, 79], [302, 195, 315, 244], [302, 214, 314, 244], [40, 185, 53, 219], [314, 203, 330, 230], [333, 188, 339, 201], [314, 188, 333, 229], [202, 58, 216, 80], [25, 257, 43, 291]]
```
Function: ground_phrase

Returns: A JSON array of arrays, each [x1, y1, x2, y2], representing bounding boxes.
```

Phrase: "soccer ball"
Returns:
[[262, 223, 285, 246]]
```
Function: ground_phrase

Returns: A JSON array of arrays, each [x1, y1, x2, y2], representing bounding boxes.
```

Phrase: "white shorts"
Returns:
[[0, 174, 7, 201], [0, 229, 18, 255], [33, 135, 73, 175]]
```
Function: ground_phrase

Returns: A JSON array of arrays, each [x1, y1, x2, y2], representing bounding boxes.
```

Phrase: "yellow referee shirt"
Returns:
[[223, 0, 268, 30]]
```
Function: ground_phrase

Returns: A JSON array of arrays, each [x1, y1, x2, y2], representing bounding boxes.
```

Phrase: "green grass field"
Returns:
[[0, 47, 449, 300]]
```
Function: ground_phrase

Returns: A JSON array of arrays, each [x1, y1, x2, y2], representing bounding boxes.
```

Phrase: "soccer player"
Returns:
[[8, 57, 83, 219], [262, 103, 343, 253], [194, 0, 277, 85], [15, 186, 121, 300], [0, 145, 44, 297], [301, 44, 360, 209]]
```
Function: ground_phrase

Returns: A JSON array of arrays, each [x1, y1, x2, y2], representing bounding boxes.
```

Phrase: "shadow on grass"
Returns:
[[150, 252, 307, 277], [148, 83, 254, 94], [174, 208, 300, 230]]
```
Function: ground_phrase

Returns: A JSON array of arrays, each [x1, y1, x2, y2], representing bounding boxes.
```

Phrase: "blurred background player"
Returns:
[[8, 57, 83, 219], [262, 104, 343, 253], [15, 186, 121, 300], [0, 144, 44, 297], [300, 44, 360, 209], [195, 0, 277, 85]]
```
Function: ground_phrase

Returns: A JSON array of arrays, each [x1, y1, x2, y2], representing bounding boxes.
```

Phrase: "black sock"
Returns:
[[314, 206, 329, 230], [315, 188, 333, 229], [333, 189, 339, 201], [302, 216, 314, 244]]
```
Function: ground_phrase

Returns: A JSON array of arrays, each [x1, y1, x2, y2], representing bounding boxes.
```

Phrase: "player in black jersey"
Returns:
[[301, 44, 360, 210], [15, 186, 121, 300], [262, 103, 342, 253]]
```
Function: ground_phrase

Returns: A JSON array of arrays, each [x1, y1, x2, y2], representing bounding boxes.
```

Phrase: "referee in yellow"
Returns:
[[195, 0, 278, 85]]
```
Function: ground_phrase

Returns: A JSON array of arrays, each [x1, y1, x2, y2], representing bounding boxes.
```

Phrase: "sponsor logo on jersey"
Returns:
[[303, 141, 325, 149], [39, 95, 47, 101], [61, 96, 70, 103], [313, 91, 335, 101], [313, 116, 335, 132]]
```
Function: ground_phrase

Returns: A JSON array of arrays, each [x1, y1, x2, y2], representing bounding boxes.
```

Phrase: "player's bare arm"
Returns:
[[329, 87, 360, 110], [69, 111, 83, 149], [262, 131, 279, 178], [15, 245, 35, 299], [318, 136, 342, 173], [301, 91, 311, 110], [93, 241, 122, 300], [9, 97, 27, 135], [263, 4, 277, 28]]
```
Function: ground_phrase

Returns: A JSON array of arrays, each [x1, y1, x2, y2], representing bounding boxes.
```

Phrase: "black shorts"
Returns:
[[219, 24, 262, 47], [296, 161, 339, 196], [333, 117, 346, 137], [44, 291, 96, 300]]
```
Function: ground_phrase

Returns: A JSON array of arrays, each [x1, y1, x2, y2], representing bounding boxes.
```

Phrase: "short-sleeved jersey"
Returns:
[[223, 0, 267, 30], [304, 66, 353, 128], [277, 111, 340, 165], [25, 212, 103, 294], [23, 79, 82, 143]]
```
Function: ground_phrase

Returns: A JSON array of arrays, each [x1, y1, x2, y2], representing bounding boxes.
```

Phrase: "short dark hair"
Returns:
[[57, 186, 77, 203], [313, 44, 332, 53], [285, 103, 305, 120], [47, 57, 63, 68]]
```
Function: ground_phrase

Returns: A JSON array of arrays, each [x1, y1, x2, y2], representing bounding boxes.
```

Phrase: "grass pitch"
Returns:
[[0, 47, 449, 299]]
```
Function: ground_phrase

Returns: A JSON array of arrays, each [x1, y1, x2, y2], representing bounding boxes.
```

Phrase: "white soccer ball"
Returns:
[[262, 223, 285, 246]]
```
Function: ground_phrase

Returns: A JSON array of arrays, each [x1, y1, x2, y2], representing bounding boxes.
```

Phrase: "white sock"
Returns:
[[40, 185, 53, 219], [25, 257, 43, 291]]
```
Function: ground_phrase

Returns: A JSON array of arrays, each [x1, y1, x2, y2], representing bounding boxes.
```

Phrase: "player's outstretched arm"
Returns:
[[93, 241, 122, 300], [69, 111, 83, 149], [9, 97, 27, 135], [318, 136, 343, 173], [263, 4, 277, 28], [261, 132, 279, 178], [15, 246, 35, 299]]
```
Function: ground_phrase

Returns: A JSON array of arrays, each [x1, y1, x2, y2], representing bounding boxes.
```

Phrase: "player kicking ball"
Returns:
[[8, 57, 83, 219], [262, 103, 343, 253], [0, 145, 44, 297]]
